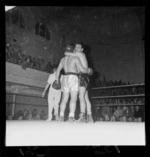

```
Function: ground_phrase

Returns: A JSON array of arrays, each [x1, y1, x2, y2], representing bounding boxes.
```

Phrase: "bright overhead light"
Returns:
[[5, 6, 16, 12]]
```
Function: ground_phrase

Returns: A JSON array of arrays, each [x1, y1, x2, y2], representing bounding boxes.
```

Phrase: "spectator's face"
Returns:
[[119, 117, 123, 121], [122, 116, 126, 122], [138, 117, 142, 122], [100, 117, 104, 121], [18, 116, 23, 120], [128, 117, 132, 122], [8, 115, 13, 120], [136, 106, 139, 110]]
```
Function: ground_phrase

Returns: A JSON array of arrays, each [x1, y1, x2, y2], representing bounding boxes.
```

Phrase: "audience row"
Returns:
[[7, 108, 47, 120], [94, 105, 144, 122], [6, 43, 55, 73]]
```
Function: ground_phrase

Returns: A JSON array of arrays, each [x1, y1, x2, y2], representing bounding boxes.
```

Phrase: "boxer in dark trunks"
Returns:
[[55, 44, 91, 122], [64, 43, 93, 123]]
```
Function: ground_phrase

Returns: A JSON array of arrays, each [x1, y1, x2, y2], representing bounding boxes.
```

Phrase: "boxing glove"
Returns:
[[52, 80, 61, 90]]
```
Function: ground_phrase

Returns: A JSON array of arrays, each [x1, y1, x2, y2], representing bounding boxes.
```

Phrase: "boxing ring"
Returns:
[[6, 121, 145, 146], [6, 82, 145, 146]]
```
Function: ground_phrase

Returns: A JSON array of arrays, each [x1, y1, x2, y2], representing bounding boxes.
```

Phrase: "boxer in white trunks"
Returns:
[[55, 44, 92, 122], [64, 43, 93, 123]]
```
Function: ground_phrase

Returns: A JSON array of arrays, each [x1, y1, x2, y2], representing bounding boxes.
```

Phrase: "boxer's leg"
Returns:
[[68, 91, 78, 122], [85, 91, 94, 122], [59, 92, 69, 121], [59, 75, 69, 121], [78, 86, 86, 122], [68, 75, 79, 122]]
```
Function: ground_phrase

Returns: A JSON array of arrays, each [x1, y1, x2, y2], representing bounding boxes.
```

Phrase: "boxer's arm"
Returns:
[[64, 52, 75, 56], [55, 58, 63, 81], [65, 52, 88, 68], [75, 57, 89, 73], [80, 53, 88, 68]]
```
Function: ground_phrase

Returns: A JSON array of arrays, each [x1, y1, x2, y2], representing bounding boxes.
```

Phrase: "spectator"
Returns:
[[122, 106, 128, 122], [23, 109, 29, 120], [127, 106, 134, 120], [95, 106, 100, 121], [32, 109, 38, 120], [28, 113, 32, 120], [110, 115, 116, 122], [128, 117, 133, 122], [133, 106, 143, 122], [13, 110, 24, 120], [7, 114, 13, 120], [18, 116, 23, 120], [99, 116, 104, 121], [113, 106, 123, 121], [140, 106, 145, 122], [40, 110, 46, 120], [101, 106, 110, 121]]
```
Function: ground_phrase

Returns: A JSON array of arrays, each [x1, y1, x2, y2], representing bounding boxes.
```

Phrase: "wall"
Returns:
[[91, 40, 144, 83], [6, 62, 49, 88], [6, 62, 51, 115]]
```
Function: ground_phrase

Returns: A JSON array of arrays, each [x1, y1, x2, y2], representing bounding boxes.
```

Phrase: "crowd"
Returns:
[[6, 43, 145, 123], [92, 85, 145, 97], [6, 108, 47, 120], [93, 76, 138, 87], [94, 105, 145, 122], [92, 97, 145, 106], [6, 43, 55, 73]]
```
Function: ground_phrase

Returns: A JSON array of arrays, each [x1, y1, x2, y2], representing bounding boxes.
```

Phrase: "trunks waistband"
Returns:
[[64, 72, 79, 76], [79, 73, 89, 76]]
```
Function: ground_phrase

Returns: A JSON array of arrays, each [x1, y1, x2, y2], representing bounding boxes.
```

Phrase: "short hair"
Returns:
[[75, 42, 84, 49], [65, 44, 74, 53]]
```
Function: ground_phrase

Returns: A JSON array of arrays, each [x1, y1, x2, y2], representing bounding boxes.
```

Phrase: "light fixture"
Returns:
[[5, 6, 16, 12]]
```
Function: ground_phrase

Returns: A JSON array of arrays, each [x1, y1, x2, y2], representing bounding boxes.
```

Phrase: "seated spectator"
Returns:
[[36, 114, 41, 120], [7, 114, 13, 120], [122, 106, 128, 122], [127, 106, 134, 119], [101, 106, 110, 121], [104, 114, 110, 121], [122, 116, 127, 122], [108, 106, 113, 119], [28, 113, 32, 120], [13, 110, 24, 120], [133, 117, 137, 122], [99, 116, 104, 121], [18, 116, 23, 120], [98, 107, 103, 121], [23, 109, 29, 120], [133, 106, 143, 122], [32, 109, 38, 120], [140, 106, 145, 122], [110, 115, 116, 122], [128, 117, 133, 122], [40, 110, 46, 120], [113, 106, 123, 121], [119, 116, 123, 122]]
